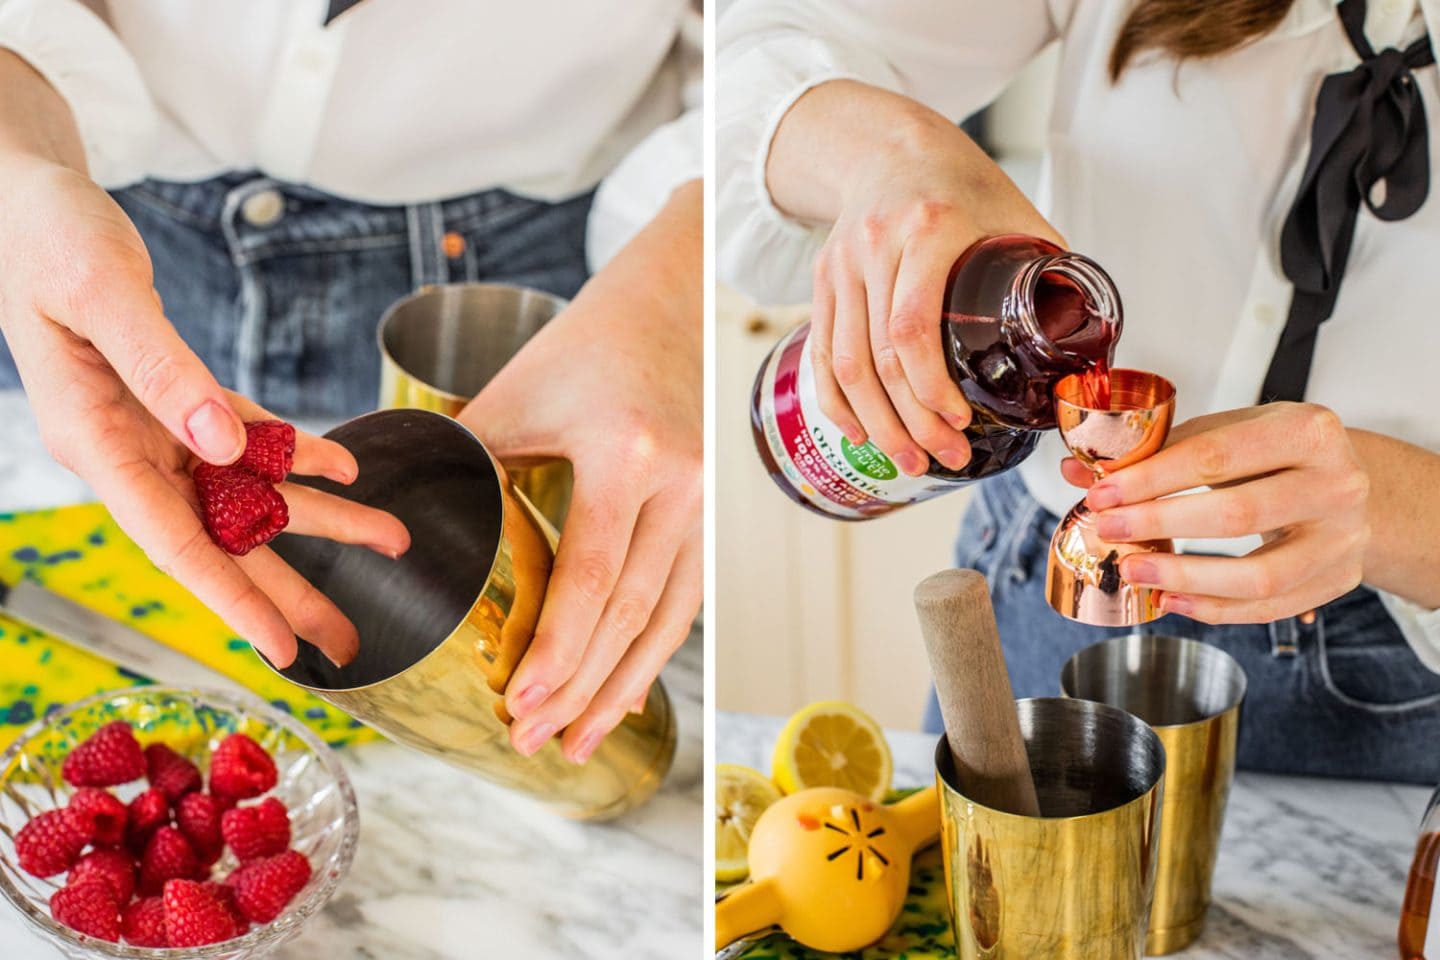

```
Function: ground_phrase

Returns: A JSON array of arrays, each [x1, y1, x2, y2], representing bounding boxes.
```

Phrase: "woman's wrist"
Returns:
[[1350, 428, 1440, 609], [0, 49, 85, 174]]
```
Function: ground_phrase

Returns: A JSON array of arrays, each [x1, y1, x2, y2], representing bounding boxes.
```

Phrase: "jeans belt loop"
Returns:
[[406, 202, 449, 290], [1269, 617, 1301, 657]]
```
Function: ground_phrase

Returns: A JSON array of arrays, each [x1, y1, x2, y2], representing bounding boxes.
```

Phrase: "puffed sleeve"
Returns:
[[716, 0, 1061, 305], [0, 0, 157, 186]]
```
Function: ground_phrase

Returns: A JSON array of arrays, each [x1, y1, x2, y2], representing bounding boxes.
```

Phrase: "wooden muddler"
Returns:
[[915, 568, 1041, 818]]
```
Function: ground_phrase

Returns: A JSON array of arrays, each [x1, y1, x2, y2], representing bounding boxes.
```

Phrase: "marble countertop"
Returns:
[[719, 710, 1432, 959], [0, 391, 702, 959]]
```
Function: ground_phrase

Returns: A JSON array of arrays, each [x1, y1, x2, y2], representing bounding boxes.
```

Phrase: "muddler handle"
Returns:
[[914, 569, 1041, 818]]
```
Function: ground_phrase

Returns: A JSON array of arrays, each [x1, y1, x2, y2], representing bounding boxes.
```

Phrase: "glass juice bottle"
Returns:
[[1401, 788, 1440, 958], [750, 234, 1124, 520]]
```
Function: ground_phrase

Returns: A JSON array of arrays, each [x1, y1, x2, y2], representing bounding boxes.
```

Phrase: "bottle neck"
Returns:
[[1007, 252, 1123, 366]]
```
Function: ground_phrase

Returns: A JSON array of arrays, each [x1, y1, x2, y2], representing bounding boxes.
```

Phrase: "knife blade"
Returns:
[[0, 579, 254, 697]]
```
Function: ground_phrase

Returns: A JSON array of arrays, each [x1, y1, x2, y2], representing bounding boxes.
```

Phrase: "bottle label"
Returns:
[[755, 325, 958, 518]]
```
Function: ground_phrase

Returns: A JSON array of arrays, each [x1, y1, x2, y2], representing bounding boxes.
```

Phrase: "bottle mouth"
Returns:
[[1012, 253, 1124, 363]]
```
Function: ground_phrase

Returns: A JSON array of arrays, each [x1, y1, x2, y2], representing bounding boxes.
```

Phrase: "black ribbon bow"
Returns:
[[1262, 0, 1435, 402]]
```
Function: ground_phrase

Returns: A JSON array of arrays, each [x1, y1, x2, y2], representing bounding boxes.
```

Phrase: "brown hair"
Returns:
[[1110, 0, 1296, 80]]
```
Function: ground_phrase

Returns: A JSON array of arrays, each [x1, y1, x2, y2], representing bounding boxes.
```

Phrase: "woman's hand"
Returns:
[[767, 80, 1062, 476], [0, 153, 410, 669], [458, 181, 702, 764], [1061, 403, 1371, 623]]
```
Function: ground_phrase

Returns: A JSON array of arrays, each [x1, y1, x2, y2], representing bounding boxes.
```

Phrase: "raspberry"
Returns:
[[163, 879, 242, 947], [50, 879, 121, 942], [139, 826, 202, 896], [193, 463, 289, 556], [221, 797, 290, 862], [145, 743, 202, 802], [120, 895, 167, 947], [68, 848, 137, 904], [15, 808, 92, 878], [236, 420, 296, 484], [69, 787, 128, 847], [176, 792, 225, 865], [125, 787, 171, 854], [208, 733, 277, 800], [62, 721, 145, 788], [226, 850, 311, 924]]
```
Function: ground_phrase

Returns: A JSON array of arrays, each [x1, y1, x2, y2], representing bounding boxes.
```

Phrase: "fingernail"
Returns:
[[568, 732, 601, 764], [895, 450, 926, 476], [509, 684, 549, 719], [518, 721, 558, 756], [942, 412, 968, 430], [1096, 513, 1130, 540], [187, 401, 244, 464], [1125, 559, 1159, 584], [1088, 484, 1122, 510], [630, 695, 647, 715], [844, 427, 866, 445], [938, 449, 967, 470], [1163, 595, 1193, 616]]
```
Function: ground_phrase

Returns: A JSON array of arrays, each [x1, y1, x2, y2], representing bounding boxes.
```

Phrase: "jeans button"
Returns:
[[241, 189, 285, 228]]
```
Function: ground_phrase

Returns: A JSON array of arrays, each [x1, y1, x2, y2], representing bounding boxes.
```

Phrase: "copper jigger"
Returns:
[[1045, 369, 1176, 625]]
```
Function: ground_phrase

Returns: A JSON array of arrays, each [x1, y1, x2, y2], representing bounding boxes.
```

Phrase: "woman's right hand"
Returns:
[[769, 81, 1062, 476], [0, 153, 410, 668]]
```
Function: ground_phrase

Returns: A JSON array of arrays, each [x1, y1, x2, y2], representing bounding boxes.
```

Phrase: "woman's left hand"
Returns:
[[1061, 402, 1371, 624], [457, 181, 701, 764]]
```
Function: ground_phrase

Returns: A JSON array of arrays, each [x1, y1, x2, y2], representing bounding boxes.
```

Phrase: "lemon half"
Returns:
[[715, 764, 783, 883], [771, 700, 892, 801]]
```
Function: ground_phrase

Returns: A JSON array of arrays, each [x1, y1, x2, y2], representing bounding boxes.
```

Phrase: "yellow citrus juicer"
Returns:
[[714, 784, 940, 953]]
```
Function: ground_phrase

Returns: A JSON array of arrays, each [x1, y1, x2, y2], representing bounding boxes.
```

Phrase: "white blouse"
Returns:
[[0, 0, 702, 268], [718, 0, 1440, 662]]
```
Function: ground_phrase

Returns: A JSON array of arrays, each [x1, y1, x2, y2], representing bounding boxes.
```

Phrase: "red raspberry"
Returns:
[[208, 733, 278, 800], [236, 420, 296, 484], [144, 743, 202, 801], [15, 808, 92, 878], [68, 848, 137, 904], [120, 895, 167, 947], [176, 793, 225, 865], [226, 850, 311, 924], [139, 826, 202, 896], [62, 721, 145, 788], [193, 463, 289, 556], [69, 787, 128, 847], [221, 797, 290, 862], [163, 878, 242, 947], [125, 787, 171, 854], [50, 879, 121, 942]]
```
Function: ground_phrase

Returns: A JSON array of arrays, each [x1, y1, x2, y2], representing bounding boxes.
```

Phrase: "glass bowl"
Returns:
[[0, 687, 359, 959]]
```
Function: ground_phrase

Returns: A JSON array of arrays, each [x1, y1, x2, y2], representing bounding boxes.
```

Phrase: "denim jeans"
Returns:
[[925, 469, 1440, 784], [0, 173, 593, 418]]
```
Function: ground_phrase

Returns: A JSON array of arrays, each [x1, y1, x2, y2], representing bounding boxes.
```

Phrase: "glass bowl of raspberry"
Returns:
[[0, 687, 359, 959]]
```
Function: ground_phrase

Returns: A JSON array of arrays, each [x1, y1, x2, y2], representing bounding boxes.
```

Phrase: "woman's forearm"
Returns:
[[0, 49, 85, 172], [764, 79, 993, 225], [1352, 429, 1440, 608], [584, 178, 702, 346]]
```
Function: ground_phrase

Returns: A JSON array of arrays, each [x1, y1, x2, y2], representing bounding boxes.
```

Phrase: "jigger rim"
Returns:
[[376, 281, 569, 406], [934, 696, 1166, 822], [1060, 633, 1249, 730], [1053, 367, 1176, 414], [264, 409, 512, 694]]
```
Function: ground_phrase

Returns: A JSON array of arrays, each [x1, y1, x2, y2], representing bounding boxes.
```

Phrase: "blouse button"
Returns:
[[1253, 303, 1277, 325]]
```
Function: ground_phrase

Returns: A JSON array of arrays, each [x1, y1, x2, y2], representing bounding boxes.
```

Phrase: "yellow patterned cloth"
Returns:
[[0, 503, 378, 751]]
